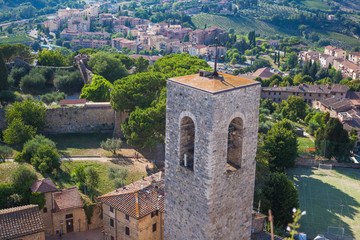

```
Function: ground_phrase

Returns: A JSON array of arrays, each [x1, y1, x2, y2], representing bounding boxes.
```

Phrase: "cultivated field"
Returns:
[[288, 167, 360, 239]]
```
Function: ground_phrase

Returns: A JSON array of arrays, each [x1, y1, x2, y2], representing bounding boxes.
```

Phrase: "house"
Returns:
[[324, 46, 346, 59], [98, 172, 165, 240], [261, 84, 349, 104], [327, 15, 336, 21], [0, 205, 45, 240], [312, 97, 354, 118], [268, 40, 280, 49], [68, 17, 90, 32], [30, 179, 97, 236], [43, 19, 61, 32], [113, 25, 130, 35], [319, 54, 336, 68], [71, 39, 110, 50], [206, 45, 227, 60], [112, 38, 138, 52], [60, 29, 80, 40], [333, 58, 360, 79], [189, 44, 207, 56], [252, 67, 284, 79], [298, 51, 320, 63], [349, 52, 360, 65]]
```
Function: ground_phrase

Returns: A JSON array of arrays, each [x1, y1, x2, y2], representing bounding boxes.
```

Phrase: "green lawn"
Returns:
[[46, 133, 113, 157], [298, 137, 315, 152], [288, 167, 360, 239]]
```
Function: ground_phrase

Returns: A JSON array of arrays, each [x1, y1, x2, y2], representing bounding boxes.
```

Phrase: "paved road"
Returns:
[[46, 228, 103, 240]]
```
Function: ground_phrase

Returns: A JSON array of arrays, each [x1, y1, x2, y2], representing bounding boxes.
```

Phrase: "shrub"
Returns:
[[31, 144, 60, 174], [15, 135, 56, 163], [20, 71, 46, 95], [11, 165, 38, 193], [0, 145, 13, 163], [54, 70, 84, 94], [101, 138, 122, 155], [3, 118, 36, 145], [41, 92, 66, 105]]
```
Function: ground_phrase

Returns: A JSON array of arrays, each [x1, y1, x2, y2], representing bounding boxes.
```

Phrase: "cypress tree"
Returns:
[[0, 52, 8, 91], [274, 52, 277, 63]]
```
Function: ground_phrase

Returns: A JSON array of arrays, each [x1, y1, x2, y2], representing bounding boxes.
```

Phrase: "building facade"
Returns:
[[164, 70, 261, 239]]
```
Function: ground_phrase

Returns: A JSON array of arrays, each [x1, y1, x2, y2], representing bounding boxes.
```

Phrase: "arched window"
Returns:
[[227, 118, 243, 172], [180, 116, 195, 170]]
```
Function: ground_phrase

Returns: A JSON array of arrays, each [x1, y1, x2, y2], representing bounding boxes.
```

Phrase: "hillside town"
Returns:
[[1, 0, 360, 239]]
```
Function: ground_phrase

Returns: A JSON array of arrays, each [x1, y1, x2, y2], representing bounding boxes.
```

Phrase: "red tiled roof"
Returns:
[[0, 205, 45, 239], [98, 172, 164, 219], [53, 187, 83, 212], [59, 99, 86, 105], [350, 52, 360, 57], [31, 178, 58, 193], [325, 45, 336, 50]]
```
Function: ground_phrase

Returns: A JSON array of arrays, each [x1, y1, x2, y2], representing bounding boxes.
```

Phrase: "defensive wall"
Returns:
[[0, 102, 127, 134]]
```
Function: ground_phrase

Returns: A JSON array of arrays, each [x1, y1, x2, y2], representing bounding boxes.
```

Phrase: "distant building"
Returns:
[[313, 97, 354, 118], [189, 44, 207, 56], [349, 52, 360, 65], [261, 84, 349, 104], [0, 205, 45, 240], [71, 39, 110, 50], [111, 38, 138, 52], [98, 172, 165, 240], [324, 46, 346, 59]]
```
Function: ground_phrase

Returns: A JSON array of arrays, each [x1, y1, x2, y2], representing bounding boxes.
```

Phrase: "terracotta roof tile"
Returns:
[[98, 172, 164, 219], [30, 178, 58, 193], [53, 187, 83, 212], [262, 84, 348, 94], [0, 205, 44, 239]]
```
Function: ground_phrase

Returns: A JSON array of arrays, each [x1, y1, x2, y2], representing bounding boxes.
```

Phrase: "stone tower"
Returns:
[[164, 70, 261, 240]]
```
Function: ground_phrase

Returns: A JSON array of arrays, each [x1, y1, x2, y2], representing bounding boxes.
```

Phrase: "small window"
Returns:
[[180, 117, 195, 170], [125, 214, 129, 220], [318, 94, 321, 97], [279, 92, 281, 95], [151, 211, 158, 218], [273, 92, 276, 95], [304, 93, 306, 96], [326, 94, 328, 97], [268, 92, 271, 95], [110, 206, 114, 213], [43, 207, 47, 213], [153, 223, 157, 232], [151, 212, 155, 218], [310, 93, 312, 96], [293, 92, 295, 95], [125, 227, 130, 236], [341, 93, 343, 96], [110, 219, 114, 227], [111, 236, 114, 240], [278, 98, 281, 102], [273, 98, 276, 102], [66, 214, 73, 219]]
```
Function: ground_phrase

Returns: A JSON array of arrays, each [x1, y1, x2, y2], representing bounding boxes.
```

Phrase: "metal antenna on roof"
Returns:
[[212, 37, 219, 77]]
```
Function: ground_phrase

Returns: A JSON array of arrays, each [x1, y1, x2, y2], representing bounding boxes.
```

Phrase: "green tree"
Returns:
[[19, 71, 47, 94], [286, 52, 298, 69], [11, 165, 38, 194], [31, 144, 60, 174], [88, 52, 128, 83], [259, 173, 299, 228], [37, 49, 67, 67], [3, 118, 36, 145], [53, 70, 84, 94], [8, 66, 28, 87], [0, 183, 15, 209], [286, 95, 307, 120], [0, 90, 16, 107], [80, 75, 113, 102], [315, 118, 351, 162], [0, 145, 13, 163], [0, 44, 30, 62], [15, 135, 56, 163], [0, 52, 9, 92], [135, 56, 149, 73], [6, 99, 46, 131], [152, 53, 211, 78], [85, 167, 99, 194], [264, 119, 297, 172], [29, 192, 46, 210], [101, 138, 123, 156], [121, 88, 166, 148], [111, 72, 166, 112]]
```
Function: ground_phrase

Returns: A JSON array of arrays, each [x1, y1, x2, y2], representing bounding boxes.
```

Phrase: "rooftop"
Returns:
[[0, 205, 44, 239], [30, 178, 58, 193], [53, 187, 83, 212], [262, 84, 349, 94], [168, 72, 259, 94], [98, 172, 164, 219]]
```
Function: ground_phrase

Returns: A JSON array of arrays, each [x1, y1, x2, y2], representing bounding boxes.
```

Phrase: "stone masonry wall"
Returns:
[[164, 81, 261, 240], [43, 106, 115, 134]]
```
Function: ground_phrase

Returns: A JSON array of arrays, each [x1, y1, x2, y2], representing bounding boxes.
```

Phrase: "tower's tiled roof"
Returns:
[[168, 73, 260, 94], [98, 172, 164, 219], [30, 178, 58, 193], [0, 205, 44, 239]]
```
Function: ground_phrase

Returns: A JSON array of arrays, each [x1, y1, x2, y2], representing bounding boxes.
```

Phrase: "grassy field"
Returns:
[[0, 35, 32, 44], [191, 13, 296, 37], [298, 137, 315, 152], [46, 133, 112, 157], [288, 167, 360, 239], [0, 160, 146, 196], [302, 0, 330, 10]]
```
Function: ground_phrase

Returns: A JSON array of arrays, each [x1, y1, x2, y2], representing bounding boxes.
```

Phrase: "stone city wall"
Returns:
[[0, 103, 127, 134]]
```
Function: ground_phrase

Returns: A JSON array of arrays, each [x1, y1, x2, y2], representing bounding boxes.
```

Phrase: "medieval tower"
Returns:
[[164, 69, 261, 240]]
